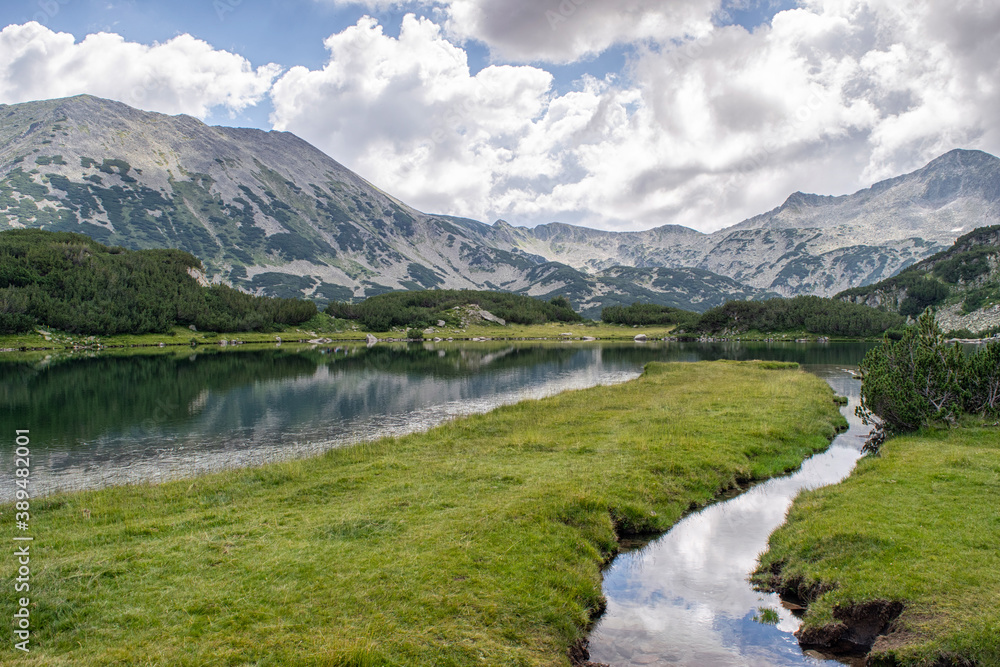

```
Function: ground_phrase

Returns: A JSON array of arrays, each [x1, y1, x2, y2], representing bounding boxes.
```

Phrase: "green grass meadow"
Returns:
[[6, 361, 844, 666], [0, 317, 677, 352], [755, 425, 1000, 665]]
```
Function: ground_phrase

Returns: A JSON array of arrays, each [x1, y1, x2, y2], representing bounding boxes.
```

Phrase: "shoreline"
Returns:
[[753, 425, 1000, 665], [3, 361, 845, 665], [0, 326, 885, 355]]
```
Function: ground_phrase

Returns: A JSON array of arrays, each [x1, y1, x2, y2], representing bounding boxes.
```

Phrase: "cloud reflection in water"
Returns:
[[588, 367, 869, 666]]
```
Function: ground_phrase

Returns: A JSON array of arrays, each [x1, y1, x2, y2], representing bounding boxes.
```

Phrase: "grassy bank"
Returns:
[[0, 317, 677, 352], [754, 425, 1000, 665], [687, 329, 870, 342], [8, 361, 844, 665]]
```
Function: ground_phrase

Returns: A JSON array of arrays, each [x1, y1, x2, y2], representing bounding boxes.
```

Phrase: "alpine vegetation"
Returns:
[[0, 229, 316, 335], [856, 309, 1000, 445]]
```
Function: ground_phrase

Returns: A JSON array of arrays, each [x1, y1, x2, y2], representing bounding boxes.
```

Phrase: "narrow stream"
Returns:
[[586, 365, 870, 666]]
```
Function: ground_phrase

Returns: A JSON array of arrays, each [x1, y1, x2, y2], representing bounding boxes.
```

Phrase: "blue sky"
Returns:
[[10, 0, 791, 129], [0, 0, 997, 231]]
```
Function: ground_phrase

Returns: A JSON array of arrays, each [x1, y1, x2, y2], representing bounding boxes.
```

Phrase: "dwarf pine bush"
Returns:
[[857, 309, 1000, 446]]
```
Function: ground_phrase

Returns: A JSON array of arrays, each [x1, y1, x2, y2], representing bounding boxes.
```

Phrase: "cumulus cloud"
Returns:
[[442, 0, 720, 63], [270, 14, 556, 216], [0, 22, 281, 117], [321, 0, 720, 63], [5, 1, 998, 234], [287, 0, 1000, 232]]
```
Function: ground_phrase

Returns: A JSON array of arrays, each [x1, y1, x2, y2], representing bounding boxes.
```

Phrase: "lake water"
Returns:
[[1, 340, 875, 664], [0, 341, 873, 502]]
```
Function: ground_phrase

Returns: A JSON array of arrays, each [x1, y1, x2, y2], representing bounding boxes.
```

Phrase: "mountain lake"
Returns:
[[1, 340, 876, 665]]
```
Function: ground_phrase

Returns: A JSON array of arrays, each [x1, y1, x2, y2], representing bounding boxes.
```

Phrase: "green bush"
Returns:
[[945, 328, 977, 339], [601, 302, 700, 327], [962, 286, 998, 314], [326, 289, 582, 331], [899, 277, 949, 317], [966, 343, 1000, 415], [933, 247, 995, 284], [857, 310, 966, 434], [694, 295, 905, 337], [857, 309, 1000, 441]]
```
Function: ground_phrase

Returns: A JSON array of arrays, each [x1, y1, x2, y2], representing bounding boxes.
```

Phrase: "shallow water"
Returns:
[[0, 341, 873, 504], [586, 365, 871, 666], [2, 342, 874, 661]]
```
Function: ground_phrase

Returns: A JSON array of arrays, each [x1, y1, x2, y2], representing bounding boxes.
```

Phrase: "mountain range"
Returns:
[[2, 95, 999, 318]]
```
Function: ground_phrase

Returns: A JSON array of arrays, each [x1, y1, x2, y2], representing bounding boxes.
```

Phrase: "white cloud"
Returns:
[[0, 22, 281, 117], [270, 14, 556, 216], [442, 0, 720, 63], [289, 0, 1000, 232], [320, 0, 721, 63], [6, 0, 1000, 235]]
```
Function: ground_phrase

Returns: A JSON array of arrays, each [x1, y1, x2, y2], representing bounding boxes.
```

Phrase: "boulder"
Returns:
[[473, 308, 506, 326]]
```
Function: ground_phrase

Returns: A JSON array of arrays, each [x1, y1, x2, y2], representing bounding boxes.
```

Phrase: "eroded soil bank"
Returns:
[[754, 426, 1000, 665]]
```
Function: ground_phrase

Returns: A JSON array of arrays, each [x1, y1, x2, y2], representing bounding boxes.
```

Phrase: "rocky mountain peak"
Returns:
[[2, 95, 1000, 312]]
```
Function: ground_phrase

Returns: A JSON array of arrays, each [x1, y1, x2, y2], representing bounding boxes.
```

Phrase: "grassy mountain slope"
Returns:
[[0, 95, 769, 314], [836, 225, 1000, 334]]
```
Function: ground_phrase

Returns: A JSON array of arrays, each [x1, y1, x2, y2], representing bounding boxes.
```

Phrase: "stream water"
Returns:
[[1, 341, 873, 664], [586, 366, 870, 666]]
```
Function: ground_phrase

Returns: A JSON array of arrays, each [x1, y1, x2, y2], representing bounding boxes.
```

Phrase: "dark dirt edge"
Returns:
[[754, 567, 910, 661]]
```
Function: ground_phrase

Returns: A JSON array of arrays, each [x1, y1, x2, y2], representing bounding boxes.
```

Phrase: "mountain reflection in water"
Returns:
[[0, 343, 873, 509]]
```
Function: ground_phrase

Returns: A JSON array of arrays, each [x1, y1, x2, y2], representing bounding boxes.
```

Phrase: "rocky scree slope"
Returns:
[[2, 96, 999, 314], [476, 149, 1000, 297]]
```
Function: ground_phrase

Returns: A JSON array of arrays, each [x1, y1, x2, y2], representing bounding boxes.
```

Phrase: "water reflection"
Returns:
[[0, 342, 874, 503], [587, 366, 870, 666], [0, 343, 631, 499], [1, 343, 875, 663]]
